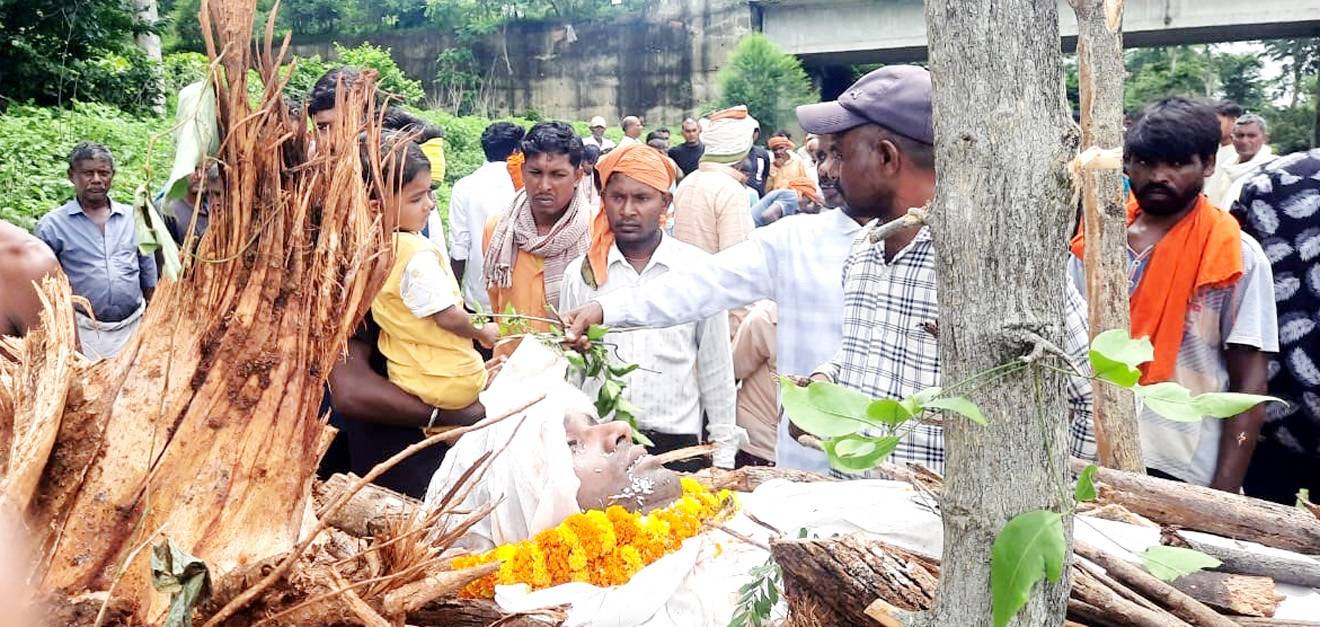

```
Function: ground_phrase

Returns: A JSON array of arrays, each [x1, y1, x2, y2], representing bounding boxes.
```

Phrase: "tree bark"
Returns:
[[1067, 0, 1142, 473], [1168, 531, 1320, 589], [922, 0, 1081, 625], [1167, 571, 1282, 618], [133, 0, 166, 113], [771, 534, 939, 626], [1077, 461, 1320, 554]]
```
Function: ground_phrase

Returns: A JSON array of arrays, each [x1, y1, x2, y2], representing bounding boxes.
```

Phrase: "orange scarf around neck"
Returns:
[[1069, 194, 1243, 384]]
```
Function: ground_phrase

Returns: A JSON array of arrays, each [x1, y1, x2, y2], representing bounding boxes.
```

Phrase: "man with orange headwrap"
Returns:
[[559, 144, 742, 470], [765, 134, 811, 192], [751, 175, 823, 227]]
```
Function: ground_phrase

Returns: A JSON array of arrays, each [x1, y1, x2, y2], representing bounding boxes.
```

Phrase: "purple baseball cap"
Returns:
[[796, 65, 933, 144]]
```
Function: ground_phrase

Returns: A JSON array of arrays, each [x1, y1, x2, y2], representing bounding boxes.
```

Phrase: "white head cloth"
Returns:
[[698, 105, 758, 162], [424, 340, 594, 552]]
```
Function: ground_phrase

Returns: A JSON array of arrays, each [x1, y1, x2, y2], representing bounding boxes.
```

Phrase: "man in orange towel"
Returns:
[[559, 144, 741, 470], [1070, 96, 1278, 492]]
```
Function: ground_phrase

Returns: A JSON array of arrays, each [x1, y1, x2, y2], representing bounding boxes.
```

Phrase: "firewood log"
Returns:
[[1169, 571, 1282, 618], [1074, 543, 1235, 627]]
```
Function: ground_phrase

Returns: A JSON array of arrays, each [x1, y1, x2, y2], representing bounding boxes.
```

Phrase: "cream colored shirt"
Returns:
[[732, 301, 778, 461], [671, 164, 754, 255]]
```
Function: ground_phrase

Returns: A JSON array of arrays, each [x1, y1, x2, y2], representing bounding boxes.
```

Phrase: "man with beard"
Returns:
[[801, 66, 1097, 476], [1072, 96, 1277, 492], [560, 130, 866, 472], [559, 144, 740, 469], [36, 142, 157, 359]]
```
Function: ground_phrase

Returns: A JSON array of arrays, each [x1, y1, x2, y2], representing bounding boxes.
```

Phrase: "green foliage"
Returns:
[[717, 33, 818, 136], [780, 378, 985, 472], [1088, 329, 1154, 388], [1074, 464, 1099, 503], [990, 510, 1066, 627], [729, 557, 782, 627], [433, 48, 485, 114], [562, 323, 653, 447], [1140, 546, 1221, 582], [164, 52, 212, 95], [0, 0, 143, 109], [0, 103, 174, 230], [333, 43, 426, 106]]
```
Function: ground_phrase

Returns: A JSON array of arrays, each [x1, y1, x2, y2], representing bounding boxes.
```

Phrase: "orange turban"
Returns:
[[585, 144, 677, 287], [767, 136, 795, 151], [786, 176, 822, 205], [506, 150, 525, 191]]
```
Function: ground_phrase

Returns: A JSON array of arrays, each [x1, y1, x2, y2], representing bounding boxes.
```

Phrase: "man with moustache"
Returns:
[[560, 129, 865, 472], [36, 142, 157, 359], [800, 66, 1096, 476], [1071, 97, 1277, 492], [560, 144, 740, 469]]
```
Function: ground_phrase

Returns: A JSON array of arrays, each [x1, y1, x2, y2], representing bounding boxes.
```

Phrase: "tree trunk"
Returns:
[[0, 1, 392, 620], [1068, 0, 1142, 473], [924, 2, 1077, 625], [133, 0, 166, 113], [921, 0, 1081, 624]]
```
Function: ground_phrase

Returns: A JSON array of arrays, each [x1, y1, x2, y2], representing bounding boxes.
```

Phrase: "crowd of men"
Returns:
[[1, 64, 1316, 506]]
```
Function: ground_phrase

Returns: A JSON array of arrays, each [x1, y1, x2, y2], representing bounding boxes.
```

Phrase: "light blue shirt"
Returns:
[[36, 198, 157, 322], [599, 208, 864, 472]]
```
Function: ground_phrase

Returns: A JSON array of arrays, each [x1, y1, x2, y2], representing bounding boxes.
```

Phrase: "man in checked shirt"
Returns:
[[796, 66, 1097, 476]]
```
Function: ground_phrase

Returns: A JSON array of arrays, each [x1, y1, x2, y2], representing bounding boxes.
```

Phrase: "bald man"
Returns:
[[1, 219, 62, 337]]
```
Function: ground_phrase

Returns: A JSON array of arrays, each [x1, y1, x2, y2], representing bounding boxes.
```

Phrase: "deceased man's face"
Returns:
[[564, 412, 680, 512]]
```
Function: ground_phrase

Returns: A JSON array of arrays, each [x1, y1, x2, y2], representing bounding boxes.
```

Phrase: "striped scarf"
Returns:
[[483, 189, 590, 309]]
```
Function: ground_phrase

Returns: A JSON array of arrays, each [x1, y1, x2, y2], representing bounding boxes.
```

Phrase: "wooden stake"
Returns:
[[1066, 0, 1143, 473]]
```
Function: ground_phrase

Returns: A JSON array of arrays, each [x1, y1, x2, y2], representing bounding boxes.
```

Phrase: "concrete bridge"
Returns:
[[755, 0, 1320, 66]]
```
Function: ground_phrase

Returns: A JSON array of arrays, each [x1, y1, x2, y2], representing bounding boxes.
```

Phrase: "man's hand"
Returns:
[[483, 354, 508, 388], [785, 373, 832, 441], [475, 322, 500, 349], [561, 302, 605, 350]]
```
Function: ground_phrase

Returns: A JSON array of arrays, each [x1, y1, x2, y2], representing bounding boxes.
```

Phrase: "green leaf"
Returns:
[[1140, 546, 1221, 582], [865, 398, 912, 429], [926, 396, 988, 425], [779, 380, 873, 438], [1192, 392, 1283, 418], [823, 434, 899, 474], [162, 81, 219, 203], [607, 363, 640, 377], [565, 352, 586, 372], [1135, 384, 1281, 423], [1088, 329, 1154, 388], [1074, 464, 1099, 503], [991, 510, 1066, 627], [1133, 382, 1200, 422], [900, 386, 943, 415], [595, 379, 623, 417], [586, 324, 609, 341]]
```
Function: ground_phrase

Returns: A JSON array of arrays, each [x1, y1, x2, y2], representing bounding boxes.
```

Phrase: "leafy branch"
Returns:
[[728, 556, 782, 627]]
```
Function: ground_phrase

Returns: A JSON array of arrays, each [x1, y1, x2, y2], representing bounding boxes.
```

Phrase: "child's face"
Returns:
[[393, 170, 435, 233]]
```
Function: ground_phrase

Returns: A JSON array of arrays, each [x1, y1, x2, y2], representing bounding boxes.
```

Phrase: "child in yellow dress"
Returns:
[[368, 133, 499, 410]]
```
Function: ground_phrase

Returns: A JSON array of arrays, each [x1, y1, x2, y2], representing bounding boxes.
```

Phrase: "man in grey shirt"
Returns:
[[35, 142, 156, 359]]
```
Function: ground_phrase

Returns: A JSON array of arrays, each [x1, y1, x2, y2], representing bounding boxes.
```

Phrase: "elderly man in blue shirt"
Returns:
[[35, 142, 157, 359]]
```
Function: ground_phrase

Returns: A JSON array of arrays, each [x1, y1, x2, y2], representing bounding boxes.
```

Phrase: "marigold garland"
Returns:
[[452, 477, 737, 597]]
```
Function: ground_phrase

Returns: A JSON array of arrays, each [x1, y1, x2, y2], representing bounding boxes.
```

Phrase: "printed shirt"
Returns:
[[449, 161, 516, 310], [820, 224, 1097, 476], [1231, 148, 1320, 457], [559, 235, 739, 467], [600, 209, 863, 472], [1068, 231, 1278, 486], [35, 198, 157, 323]]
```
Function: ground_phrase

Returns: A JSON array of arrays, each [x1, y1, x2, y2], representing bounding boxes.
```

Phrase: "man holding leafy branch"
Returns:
[[559, 143, 741, 471]]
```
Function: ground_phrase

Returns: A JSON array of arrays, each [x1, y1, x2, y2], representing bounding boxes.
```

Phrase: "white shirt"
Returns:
[[560, 236, 741, 468], [424, 211, 450, 261], [583, 135, 616, 152], [597, 209, 864, 472], [401, 248, 459, 318], [447, 161, 516, 310], [617, 136, 641, 148]]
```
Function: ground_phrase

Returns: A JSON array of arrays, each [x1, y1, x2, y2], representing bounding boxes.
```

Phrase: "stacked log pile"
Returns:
[[774, 463, 1320, 627]]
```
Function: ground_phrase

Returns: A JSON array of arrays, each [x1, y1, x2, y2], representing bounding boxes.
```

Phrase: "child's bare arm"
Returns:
[[431, 306, 499, 348]]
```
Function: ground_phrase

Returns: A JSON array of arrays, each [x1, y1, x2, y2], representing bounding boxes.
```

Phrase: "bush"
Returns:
[[0, 103, 174, 230], [716, 33, 818, 138], [333, 43, 425, 106]]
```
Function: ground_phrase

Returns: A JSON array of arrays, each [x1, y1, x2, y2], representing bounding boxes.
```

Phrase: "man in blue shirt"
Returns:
[[35, 142, 156, 359]]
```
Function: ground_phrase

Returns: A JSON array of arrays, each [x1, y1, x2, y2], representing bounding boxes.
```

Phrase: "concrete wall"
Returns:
[[289, 0, 753, 125]]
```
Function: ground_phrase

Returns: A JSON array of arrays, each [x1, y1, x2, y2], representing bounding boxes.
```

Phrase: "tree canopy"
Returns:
[[717, 34, 818, 138]]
